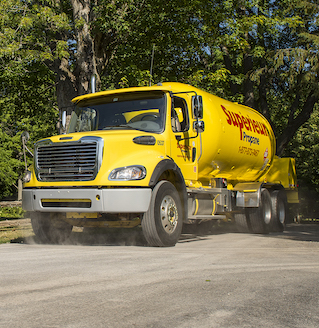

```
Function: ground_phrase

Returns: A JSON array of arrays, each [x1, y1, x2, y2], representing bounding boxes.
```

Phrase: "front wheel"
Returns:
[[31, 212, 73, 244], [142, 181, 183, 247]]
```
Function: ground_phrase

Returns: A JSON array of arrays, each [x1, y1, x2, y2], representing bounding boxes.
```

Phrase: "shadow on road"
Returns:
[[275, 223, 319, 242], [180, 222, 319, 244]]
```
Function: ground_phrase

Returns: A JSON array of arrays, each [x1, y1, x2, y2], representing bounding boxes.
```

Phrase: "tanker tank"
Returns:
[[193, 87, 276, 183]]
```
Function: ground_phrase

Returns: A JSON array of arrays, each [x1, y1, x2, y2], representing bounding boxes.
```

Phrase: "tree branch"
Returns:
[[277, 91, 319, 156], [258, 73, 270, 120], [220, 45, 238, 96]]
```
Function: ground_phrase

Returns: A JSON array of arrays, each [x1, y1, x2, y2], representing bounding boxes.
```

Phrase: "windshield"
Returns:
[[68, 91, 166, 133]]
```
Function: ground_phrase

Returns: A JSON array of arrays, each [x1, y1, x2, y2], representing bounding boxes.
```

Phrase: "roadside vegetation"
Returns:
[[0, 206, 24, 219], [0, 206, 29, 244]]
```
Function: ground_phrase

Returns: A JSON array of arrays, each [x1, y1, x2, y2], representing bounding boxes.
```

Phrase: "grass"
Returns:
[[0, 218, 34, 244], [0, 206, 33, 244]]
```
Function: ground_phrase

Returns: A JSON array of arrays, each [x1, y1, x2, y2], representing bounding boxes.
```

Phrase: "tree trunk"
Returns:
[[258, 73, 270, 120], [54, 58, 78, 114], [51, 0, 102, 132], [71, 0, 99, 95], [243, 53, 256, 109], [257, 71, 278, 136]]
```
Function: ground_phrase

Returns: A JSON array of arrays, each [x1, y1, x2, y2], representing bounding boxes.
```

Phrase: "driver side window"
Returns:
[[171, 97, 189, 132]]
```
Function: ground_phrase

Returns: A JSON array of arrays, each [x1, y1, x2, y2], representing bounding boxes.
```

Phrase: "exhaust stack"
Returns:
[[91, 74, 96, 93]]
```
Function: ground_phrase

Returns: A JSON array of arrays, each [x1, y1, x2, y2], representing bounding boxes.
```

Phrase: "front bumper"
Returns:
[[22, 188, 152, 213]]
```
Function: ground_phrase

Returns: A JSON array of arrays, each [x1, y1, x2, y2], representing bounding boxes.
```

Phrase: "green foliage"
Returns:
[[100, 0, 205, 88], [0, 59, 58, 198], [0, 206, 25, 218], [284, 107, 319, 218], [0, 0, 71, 64], [285, 108, 319, 191]]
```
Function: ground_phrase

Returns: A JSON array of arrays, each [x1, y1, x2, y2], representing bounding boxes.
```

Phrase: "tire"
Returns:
[[270, 190, 287, 232], [234, 211, 251, 233], [31, 212, 73, 244], [247, 188, 272, 234], [141, 181, 183, 247]]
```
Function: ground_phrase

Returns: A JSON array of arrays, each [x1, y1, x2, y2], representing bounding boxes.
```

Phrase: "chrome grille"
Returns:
[[35, 137, 103, 181]]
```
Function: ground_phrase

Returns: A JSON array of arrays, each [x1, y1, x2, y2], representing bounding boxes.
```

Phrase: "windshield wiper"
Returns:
[[102, 124, 141, 131]]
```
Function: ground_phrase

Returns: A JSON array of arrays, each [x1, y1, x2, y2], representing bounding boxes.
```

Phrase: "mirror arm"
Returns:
[[175, 130, 199, 142]]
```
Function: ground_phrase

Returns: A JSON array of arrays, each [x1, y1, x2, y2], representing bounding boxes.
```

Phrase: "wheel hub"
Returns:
[[160, 195, 178, 234]]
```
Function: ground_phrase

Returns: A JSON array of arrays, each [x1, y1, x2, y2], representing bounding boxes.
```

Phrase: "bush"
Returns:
[[0, 206, 25, 218]]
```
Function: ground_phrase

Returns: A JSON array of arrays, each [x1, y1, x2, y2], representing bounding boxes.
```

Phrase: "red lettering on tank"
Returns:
[[235, 113, 244, 140], [261, 123, 268, 136], [230, 112, 238, 127], [258, 122, 264, 135], [247, 117, 253, 131], [242, 116, 251, 131], [221, 105, 231, 124], [251, 119, 257, 133], [222, 105, 269, 139], [254, 120, 260, 133]]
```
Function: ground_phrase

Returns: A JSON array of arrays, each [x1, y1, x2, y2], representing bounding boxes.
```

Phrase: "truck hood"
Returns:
[[48, 129, 160, 143], [31, 130, 167, 187]]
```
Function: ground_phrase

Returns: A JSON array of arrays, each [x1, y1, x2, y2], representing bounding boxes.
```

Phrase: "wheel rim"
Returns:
[[263, 196, 272, 225], [160, 195, 178, 234]]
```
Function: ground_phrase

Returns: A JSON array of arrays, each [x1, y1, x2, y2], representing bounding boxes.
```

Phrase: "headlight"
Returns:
[[109, 165, 146, 181], [23, 170, 32, 183]]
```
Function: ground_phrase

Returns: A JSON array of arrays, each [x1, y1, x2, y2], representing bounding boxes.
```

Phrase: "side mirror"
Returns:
[[193, 120, 205, 133], [192, 95, 203, 119], [21, 131, 30, 143], [21, 131, 33, 171]]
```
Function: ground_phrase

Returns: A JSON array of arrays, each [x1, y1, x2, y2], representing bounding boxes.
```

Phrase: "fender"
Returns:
[[149, 159, 188, 222]]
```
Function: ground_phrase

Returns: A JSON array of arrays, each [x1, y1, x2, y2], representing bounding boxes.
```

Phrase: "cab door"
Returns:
[[169, 95, 198, 181]]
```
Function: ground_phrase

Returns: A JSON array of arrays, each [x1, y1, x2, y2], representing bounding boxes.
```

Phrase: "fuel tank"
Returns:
[[165, 83, 276, 183]]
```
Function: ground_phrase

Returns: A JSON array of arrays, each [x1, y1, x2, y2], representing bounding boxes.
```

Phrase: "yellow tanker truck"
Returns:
[[22, 82, 298, 246]]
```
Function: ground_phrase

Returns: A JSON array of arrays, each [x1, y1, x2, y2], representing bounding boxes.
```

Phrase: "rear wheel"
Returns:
[[142, 181, 183, 247], [234, 211, 251, 233], [270, 190, 287, 232], [31, 212, 73, 244], [247, 188, 272, 234]]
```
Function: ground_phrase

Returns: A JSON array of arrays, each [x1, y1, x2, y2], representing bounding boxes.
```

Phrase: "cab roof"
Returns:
[[71, 82, 200, 103]]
